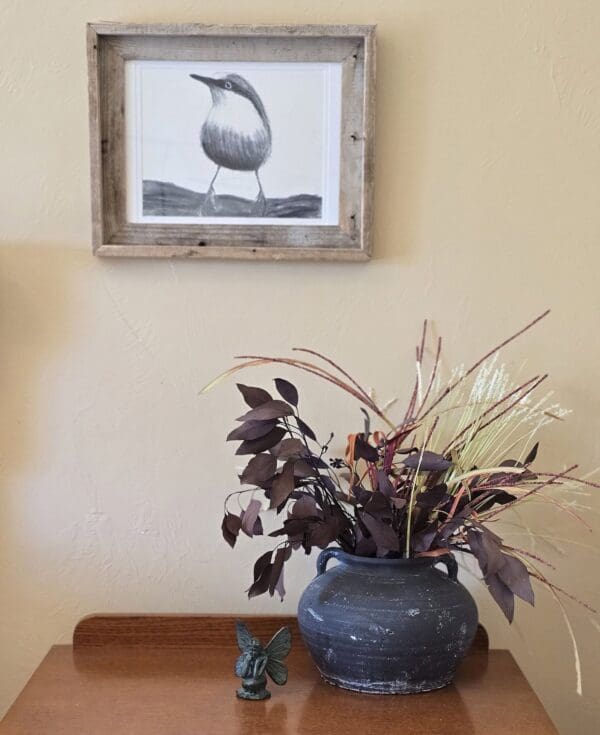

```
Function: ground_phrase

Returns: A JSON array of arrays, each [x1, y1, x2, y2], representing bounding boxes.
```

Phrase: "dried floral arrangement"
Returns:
[[204, 311, 596, 685]]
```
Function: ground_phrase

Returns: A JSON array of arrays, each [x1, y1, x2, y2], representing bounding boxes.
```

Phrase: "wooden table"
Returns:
[[0, 615, 558, 735]]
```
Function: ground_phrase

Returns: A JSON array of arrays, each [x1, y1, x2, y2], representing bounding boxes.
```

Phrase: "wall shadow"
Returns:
[[0, 243, 82, 713], [0, 244, 81, 495]]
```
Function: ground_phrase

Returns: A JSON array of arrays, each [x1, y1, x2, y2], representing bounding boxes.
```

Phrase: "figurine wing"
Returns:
[[266, 657, 288, 686], [235, 620, 255, 653], [265, 627, 292, 660], [265, 627, 292, 686], [235, 652, 248, 678]]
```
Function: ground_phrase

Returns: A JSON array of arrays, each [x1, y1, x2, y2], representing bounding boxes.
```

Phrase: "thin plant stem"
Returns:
[[482, 464, 578, 521], [292, 347, 374, 407], [416, 336, 442, 419], [420, 310, 551, 421]]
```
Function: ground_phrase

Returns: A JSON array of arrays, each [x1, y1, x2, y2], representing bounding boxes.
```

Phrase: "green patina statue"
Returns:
[[234, 620, 292, 700]]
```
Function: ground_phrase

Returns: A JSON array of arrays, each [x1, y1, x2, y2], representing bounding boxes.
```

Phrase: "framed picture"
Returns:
[[87, 23, 375, 260]]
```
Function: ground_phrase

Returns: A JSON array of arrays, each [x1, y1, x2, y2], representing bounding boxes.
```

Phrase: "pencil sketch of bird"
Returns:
[[190, 73, 272, 215]]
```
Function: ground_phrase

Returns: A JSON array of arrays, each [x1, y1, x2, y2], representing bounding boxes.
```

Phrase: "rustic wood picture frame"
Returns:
[[87, 23, 376, 261]]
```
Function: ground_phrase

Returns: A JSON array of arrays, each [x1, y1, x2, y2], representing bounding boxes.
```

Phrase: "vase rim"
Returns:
[[333, 549, 437, 567]]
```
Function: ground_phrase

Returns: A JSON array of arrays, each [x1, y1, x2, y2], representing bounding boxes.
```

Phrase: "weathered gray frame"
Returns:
[[87, 23, 375, 261]]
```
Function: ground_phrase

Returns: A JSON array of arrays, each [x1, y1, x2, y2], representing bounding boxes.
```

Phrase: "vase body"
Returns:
[[297, 548, 478, 694]]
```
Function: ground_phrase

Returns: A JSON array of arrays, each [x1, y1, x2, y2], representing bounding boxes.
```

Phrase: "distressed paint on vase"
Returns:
[[297, 548, 478, 694]]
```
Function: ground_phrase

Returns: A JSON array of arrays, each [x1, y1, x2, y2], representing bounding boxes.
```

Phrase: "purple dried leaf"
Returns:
[[269, 517, 311, 538], [237, 383, 272, 408], [481, 531, 505, 576], [274, 568, 286, 599], [240, 499, 262, 538], [236, 427, 287, 455], [269, 546, 291, 598], [240, 453, 277, 486], [352, 483, 373, 507], [269, 460, 296, 510], [359, 512, 400, 554], [354, 436, 379, 463], [403, 451, 452, 472], [364, 491, 393, 519], [275, 438, 308, 460], [291, 495, 320, 519], [307, 519, 338, 549], [351, 521, 375, 555], [295, 417, 316, 441], [411, 523, 439, 553], [237, 400, 294, 422], [252, 515, 263, 536], [274, 378, 299, 407], [524, 442, 539, 465], [293, 459, 315, 478], [485, 572, 515, 622], [500, 459, 523, 468], [355, 536, 377, 556], [226, 420, 276, 442], [498, 553, 535, 605], [415, 484, 448, 509], [438, 514, 468, 541], [248, 562, 273, 598], [467, 528, 487, 572], [376, 470, 395, 497], [221, 512, 242, 548], [472, 489, 516, 512]]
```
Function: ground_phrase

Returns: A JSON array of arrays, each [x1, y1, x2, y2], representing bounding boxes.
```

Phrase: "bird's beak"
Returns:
[[190, 74, 215, 86]]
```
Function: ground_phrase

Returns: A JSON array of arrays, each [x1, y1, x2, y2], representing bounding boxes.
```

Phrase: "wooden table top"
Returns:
[[0, 615, 558, 735]]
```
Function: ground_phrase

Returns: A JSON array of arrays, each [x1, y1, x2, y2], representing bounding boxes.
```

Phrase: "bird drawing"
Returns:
[[190, 73, 272, 216]]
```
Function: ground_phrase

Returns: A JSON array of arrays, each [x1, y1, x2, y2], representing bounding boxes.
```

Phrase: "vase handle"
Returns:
[[316, 547, 343, 575], [437, 553, 459, 581]]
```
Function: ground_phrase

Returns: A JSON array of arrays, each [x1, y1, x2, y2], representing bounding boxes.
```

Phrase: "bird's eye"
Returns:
[[224, 81, 232, 89]]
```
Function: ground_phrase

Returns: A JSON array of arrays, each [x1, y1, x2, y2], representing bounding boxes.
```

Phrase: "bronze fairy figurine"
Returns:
[[234, 620, 292, 700]]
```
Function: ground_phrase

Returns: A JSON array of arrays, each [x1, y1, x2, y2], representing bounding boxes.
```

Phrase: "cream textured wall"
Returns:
[[0, 1, 599, 733]]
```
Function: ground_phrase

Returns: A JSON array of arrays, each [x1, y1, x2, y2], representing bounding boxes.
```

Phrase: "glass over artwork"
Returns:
[[125, 60, 343, 226]]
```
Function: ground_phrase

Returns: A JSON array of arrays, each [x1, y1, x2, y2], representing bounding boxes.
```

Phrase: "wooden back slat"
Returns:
[[74, 614, 488, 652], [73, 614, 300, 648]]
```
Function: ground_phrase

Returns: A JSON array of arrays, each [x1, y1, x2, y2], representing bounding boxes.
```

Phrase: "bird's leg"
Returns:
[[253, 170, 267, 215], [201, 166, 221, 215], [207, 166, 221, 197]]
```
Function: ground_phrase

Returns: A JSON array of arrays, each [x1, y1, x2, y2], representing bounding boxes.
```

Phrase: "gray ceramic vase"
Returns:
[[297, 548, 478, 694]]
